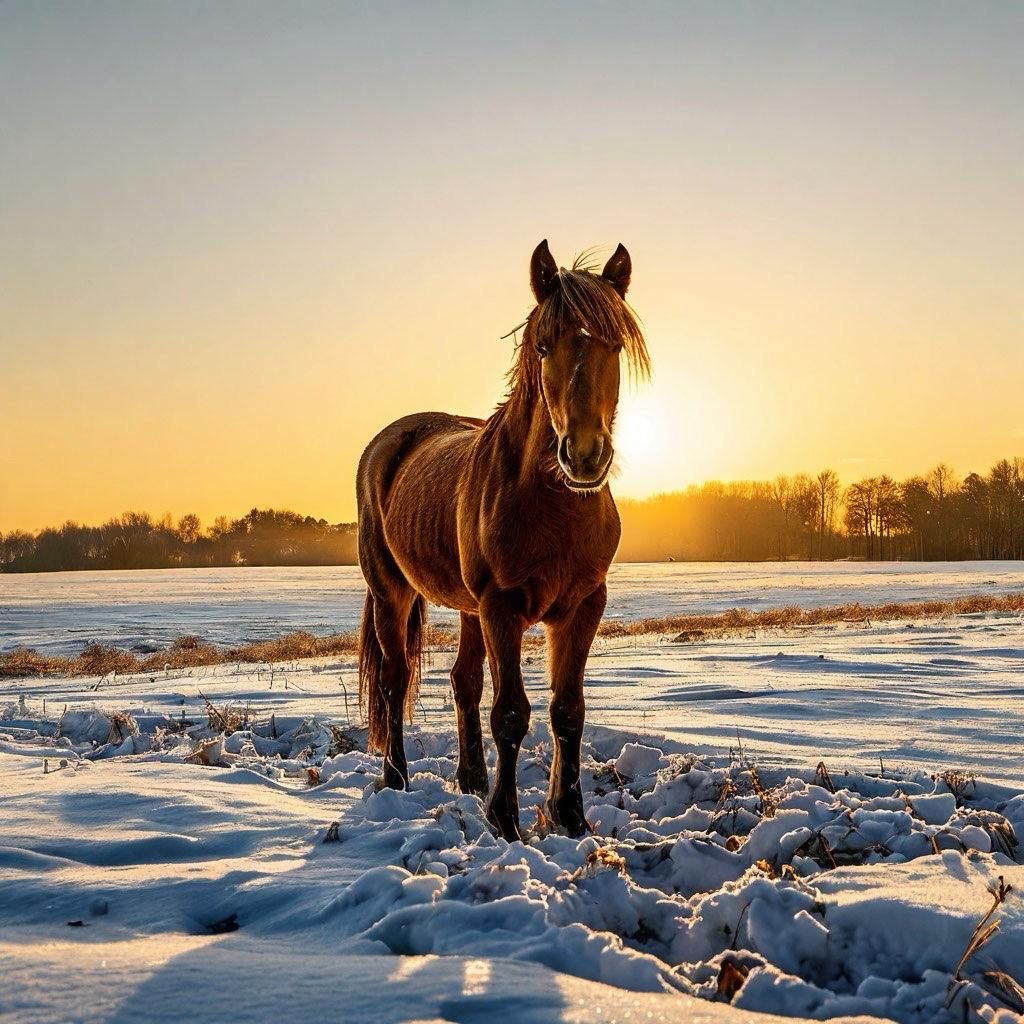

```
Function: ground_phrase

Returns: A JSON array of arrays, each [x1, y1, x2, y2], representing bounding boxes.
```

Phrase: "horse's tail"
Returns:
[[358, 590, 386, 752], [358, 589, 426, 753]]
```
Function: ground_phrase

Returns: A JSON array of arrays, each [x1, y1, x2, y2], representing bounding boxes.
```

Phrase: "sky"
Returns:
[[2, 1, 1023, 533]]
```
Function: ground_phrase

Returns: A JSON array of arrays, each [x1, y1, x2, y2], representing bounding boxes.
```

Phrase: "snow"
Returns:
[[2, 608, 1023, 1023], [4, 560, 1024, 654]]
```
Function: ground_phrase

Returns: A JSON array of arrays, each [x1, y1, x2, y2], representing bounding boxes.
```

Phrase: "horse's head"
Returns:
[[526, 240, 649, 492]]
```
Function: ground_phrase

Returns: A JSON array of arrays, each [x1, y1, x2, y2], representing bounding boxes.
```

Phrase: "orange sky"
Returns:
[[2, 3, 1023, 533]]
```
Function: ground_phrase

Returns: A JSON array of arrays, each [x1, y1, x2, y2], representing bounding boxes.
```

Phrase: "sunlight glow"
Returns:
[[614, 394, 675, 492], [613, 383, 727, 498], [3, 5, 1022, 531]]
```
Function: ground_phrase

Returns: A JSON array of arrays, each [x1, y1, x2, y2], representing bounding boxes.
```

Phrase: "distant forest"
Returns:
[[616, 458, 1024, 562], [0, 509, 357, 573], [3, 457, 1023, 572]]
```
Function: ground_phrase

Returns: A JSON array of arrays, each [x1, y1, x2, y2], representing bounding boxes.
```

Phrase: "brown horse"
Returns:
[[357, 240, 648, 841]]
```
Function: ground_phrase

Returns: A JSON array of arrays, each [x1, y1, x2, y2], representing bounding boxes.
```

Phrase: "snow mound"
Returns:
[[308, 735, 1024, 1022], [4, 693, 1021, 1024]]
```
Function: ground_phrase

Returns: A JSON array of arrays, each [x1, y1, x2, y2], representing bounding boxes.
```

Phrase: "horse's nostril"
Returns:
[[558, 435, 571, 468]]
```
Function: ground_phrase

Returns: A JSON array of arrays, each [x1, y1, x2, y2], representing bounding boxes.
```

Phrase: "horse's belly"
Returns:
[[387, 533, 477, 613], [401, 560, 477, 614]]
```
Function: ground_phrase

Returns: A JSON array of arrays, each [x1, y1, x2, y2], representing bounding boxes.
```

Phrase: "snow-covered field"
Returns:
[[4, 560, 1024, 654], [2, 609, 1023, 1024]]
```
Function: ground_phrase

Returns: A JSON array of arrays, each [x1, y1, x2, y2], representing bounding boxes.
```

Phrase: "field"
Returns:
[[1, 565, 1023, 1023]]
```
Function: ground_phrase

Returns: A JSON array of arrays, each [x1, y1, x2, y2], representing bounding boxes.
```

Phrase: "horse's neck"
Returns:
[[487, 387, 570, 498]]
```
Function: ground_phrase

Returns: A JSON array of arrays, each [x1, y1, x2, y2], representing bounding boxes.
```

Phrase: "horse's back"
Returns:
[[357, 412, 482, 610], [357, 412, 482, 507]]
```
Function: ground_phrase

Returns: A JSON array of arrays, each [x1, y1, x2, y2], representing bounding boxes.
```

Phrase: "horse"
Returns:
[[356, 239, 649, 841]]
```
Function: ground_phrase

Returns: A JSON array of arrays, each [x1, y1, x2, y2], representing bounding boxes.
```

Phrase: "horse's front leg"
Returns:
[[544, 583, 606, 837], [479, 590, 529, 841]]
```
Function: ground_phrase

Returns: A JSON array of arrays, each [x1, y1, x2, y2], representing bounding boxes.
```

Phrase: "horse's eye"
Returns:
[[535, 343, 549, 358]]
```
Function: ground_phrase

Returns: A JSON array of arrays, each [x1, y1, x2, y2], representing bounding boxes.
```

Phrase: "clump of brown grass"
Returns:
[[957, 811, 1019, 859], [184, 737, 223, 766], [229, 630, 348, 663], [531, 804, 555, 839], [198, 691, 254, 734], [939, 769, 977, 805], [749, 766, 777, 818], [74, 643, 137, 676], [571, 846, 626, 879], [815, 760, 837, 794], [142, 635, 222, 670], [326, 725, 357, 756], [716, 958, 750, 1002], [0, 647, 66, 677], [796, 831, 839, 870], [105, 711, 138, 744]]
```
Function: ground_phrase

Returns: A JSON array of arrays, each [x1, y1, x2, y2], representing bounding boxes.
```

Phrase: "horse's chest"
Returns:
[[474, 502, 617, 616]]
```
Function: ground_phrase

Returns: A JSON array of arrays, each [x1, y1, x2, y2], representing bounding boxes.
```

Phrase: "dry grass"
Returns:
[[0, 648, 67, 677], [571, 846, 626, 880], [947, 875, 1022, 1014], [938, 768, 978, 805], [198, 690, 254, 734], [4, 591, 1023, 679], [954, 876, 1014, 981], [716, 957, 750, 1002], [597, 591, 1024, 642], [815, 760, 838, 794]]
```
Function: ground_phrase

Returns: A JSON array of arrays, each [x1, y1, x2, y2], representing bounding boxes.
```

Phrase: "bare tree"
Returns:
[[927, 464, 958, 558], [177, 514, 202, 545], [815, 469, 840, 559]]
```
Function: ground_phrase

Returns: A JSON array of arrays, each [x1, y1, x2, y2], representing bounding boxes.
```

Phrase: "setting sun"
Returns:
[[614, 381, 734, 499]]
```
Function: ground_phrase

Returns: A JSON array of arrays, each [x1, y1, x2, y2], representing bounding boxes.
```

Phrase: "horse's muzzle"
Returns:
[[558, 432, 613, 490]]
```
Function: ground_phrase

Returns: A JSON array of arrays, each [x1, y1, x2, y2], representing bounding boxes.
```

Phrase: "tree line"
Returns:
[[616, 457, 1024, 562], [0, 508, 357, 572], [3, 456, 1023, 571]]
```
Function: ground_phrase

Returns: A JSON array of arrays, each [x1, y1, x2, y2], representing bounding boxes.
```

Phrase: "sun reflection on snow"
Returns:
[[388, 955, 433, 983], [462, 958, 491, 996]]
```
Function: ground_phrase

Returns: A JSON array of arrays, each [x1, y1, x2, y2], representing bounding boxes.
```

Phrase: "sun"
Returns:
[[613, 391, 680, 497], [613, 381, 733, 498]]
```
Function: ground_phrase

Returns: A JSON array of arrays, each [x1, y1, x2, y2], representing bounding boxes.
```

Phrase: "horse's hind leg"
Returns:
[[369, 589, 416, 789], [451, 612, 488, 797]]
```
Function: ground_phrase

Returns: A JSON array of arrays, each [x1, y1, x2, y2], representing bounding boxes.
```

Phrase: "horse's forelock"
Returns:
[[500, 265, 649, 417], [534, 268, 650, 380]]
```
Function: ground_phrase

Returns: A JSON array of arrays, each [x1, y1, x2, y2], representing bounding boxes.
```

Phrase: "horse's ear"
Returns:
[[530, 239, 559, 303], [602, 243, 631, 298]]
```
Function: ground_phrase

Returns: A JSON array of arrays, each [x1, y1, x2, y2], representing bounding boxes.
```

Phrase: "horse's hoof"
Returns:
[[546, 798, 587, 838], [496, 820, 522, 842], [381, 764, 408, 791], [485, 801, 522, 842], [457, 768, 490, 800]]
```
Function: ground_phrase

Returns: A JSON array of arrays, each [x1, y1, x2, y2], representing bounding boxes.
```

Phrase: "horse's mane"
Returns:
[[502, 255, 649, 411]]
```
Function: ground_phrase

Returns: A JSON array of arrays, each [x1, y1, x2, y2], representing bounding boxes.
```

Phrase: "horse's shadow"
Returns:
[[104, 938, 574, 1024]]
